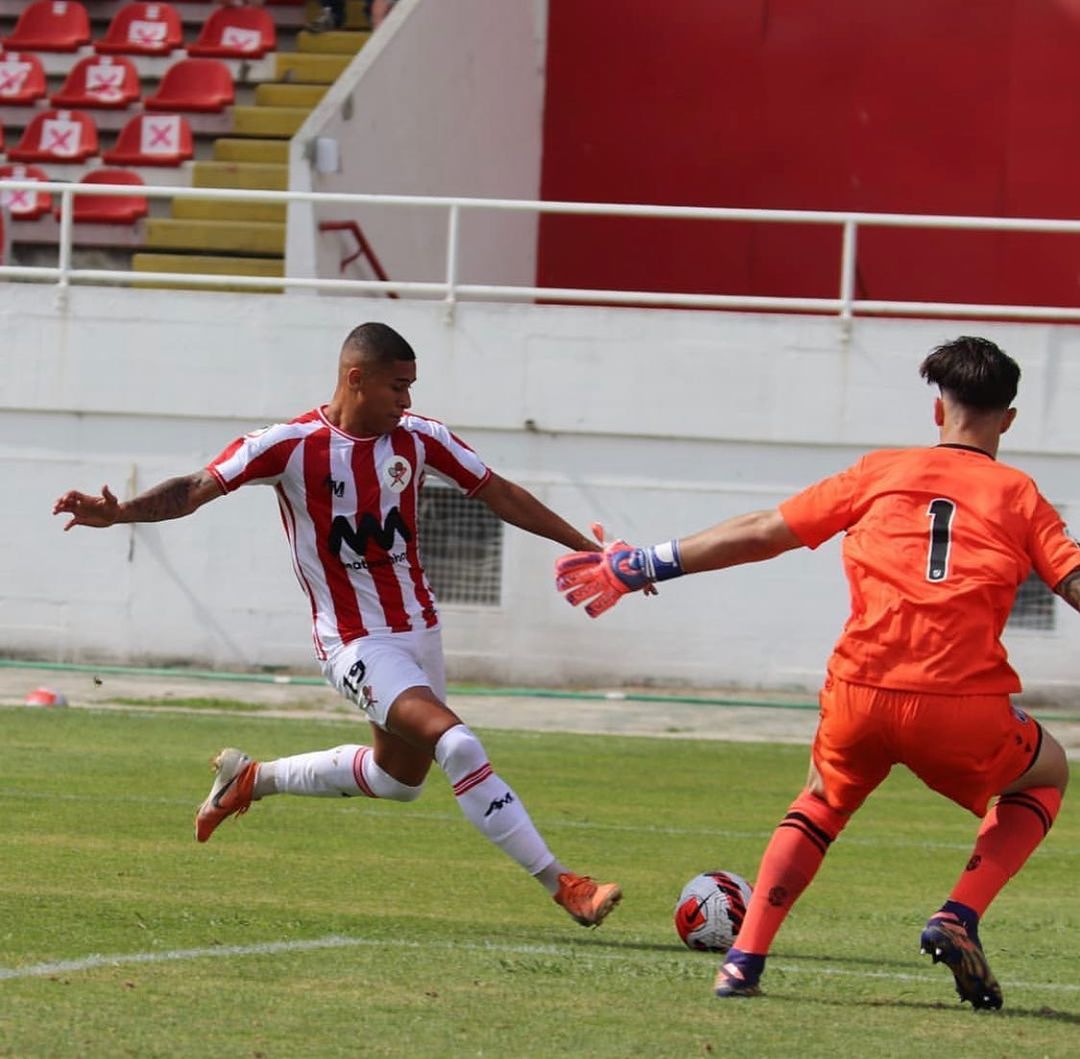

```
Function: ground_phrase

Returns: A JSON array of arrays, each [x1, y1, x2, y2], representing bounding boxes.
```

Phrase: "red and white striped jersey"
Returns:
[[207, 406, 492, 658]]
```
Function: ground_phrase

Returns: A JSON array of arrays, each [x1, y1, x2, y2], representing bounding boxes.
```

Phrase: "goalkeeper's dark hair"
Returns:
[[919, 336, 1020, 411], [344, 322, 417, 367]]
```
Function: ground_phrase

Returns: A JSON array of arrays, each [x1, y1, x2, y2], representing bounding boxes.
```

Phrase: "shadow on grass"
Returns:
[[770, 992, 1080, 1023]]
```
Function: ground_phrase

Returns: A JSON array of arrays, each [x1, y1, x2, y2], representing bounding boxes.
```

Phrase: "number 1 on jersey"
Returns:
[[926, 498, 956, 582]]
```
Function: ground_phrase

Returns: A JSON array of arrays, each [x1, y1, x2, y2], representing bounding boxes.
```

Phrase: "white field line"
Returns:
[[1, 934, 1077, 994]]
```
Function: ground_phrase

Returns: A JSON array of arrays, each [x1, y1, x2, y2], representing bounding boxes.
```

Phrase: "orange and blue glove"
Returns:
[[555, 526, 684, 618]]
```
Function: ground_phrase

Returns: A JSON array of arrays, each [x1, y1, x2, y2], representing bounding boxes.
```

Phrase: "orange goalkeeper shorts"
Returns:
[[812, 675, 1043, 818]]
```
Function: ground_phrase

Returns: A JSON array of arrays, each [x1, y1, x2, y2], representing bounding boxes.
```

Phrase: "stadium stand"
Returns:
[[2, 0, 92, 52], [0, 51, 47, 103], [50, 53, 141, 108], [0, 0, 372, 282], [94, 2, 184, 56]]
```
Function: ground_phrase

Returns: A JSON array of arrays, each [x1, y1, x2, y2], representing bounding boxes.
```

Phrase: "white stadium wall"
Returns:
[[4, 283, 1080, 700]]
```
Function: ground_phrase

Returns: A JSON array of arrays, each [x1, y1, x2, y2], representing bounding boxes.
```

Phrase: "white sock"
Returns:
[[255, 745, 423, 802], [434, 724, 557, 880]]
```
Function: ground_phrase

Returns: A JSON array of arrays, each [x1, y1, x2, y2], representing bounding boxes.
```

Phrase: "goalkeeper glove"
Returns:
[[555, 537, 684, 618]]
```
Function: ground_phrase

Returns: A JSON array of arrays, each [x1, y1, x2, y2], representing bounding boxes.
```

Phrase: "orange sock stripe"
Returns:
[[778, 811, 835, 856], [997, 791, 1056, 836]]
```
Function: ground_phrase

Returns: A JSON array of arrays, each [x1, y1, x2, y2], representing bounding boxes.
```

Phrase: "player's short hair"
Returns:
[[343, 322, 417, 366], [919, 336, 1020, 410]]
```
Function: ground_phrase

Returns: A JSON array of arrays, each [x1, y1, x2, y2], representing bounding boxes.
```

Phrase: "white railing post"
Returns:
[[55, 187, 75, 308], [839, 219, 857, 324], [444, 202, 460, 322]]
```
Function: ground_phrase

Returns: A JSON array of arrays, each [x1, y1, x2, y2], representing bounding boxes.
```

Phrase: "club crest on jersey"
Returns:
[[381, 455, 413, 494]]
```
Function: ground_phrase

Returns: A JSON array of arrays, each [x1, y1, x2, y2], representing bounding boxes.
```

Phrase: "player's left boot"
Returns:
[[920, 914, 1003, 1010], [553, 872, 622, 927], [713, 948, 763, 998], [194, 747, 258, 843]]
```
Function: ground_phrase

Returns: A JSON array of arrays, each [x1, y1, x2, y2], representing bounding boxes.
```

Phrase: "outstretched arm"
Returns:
[[474, 472, 600, 553], [674, 509, 803, 573], [556, 508, 804, 617], [53, 470, 225, 531]]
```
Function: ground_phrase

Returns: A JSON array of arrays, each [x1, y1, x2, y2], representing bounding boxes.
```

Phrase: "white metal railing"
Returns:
[[5, 178, 1080, 321]]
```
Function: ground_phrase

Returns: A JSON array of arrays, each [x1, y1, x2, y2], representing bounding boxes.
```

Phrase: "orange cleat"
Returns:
[[194, 747, 258, 843], [553, 872, 622, 927]]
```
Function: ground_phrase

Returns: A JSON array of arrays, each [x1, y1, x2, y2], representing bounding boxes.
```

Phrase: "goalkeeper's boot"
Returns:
[[713, 947, 763, 998], [920, 914, 1002, 1010], [553, 872, 622, 927], [194, 747, 258, 843]]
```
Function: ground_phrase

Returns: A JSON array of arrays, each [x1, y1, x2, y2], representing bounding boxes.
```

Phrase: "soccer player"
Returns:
[[53, 322, 621, 929], [555, 336, 1074, 1006]]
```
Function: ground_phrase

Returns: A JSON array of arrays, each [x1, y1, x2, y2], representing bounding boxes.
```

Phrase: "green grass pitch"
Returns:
[[1, 705, 1077, 1058]]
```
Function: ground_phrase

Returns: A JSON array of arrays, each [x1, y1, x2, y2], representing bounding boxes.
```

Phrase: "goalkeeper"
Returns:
[[556, 335, 1073, 1008]]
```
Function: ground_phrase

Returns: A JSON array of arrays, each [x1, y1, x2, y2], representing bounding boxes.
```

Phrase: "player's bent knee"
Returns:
[[365, 756, 425, 802], [433, 723, 486, 777]]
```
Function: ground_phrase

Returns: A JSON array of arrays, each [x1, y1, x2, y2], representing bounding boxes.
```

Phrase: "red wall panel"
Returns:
[[539, 0, 1080, 308]]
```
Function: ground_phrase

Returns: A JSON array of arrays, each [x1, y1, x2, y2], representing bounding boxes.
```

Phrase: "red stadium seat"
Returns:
[[2, 0, 91, 53], [94, 2, 183, 56], [0, 163, 54, 220], [7, 109, 99, 163], [66, 168, 148, 224], [144, 58, 234, 113], [187, 5, 276, 58], [0, 52, 47, 104], [102, 111, 193, 165], [51, 54, 141, 109]]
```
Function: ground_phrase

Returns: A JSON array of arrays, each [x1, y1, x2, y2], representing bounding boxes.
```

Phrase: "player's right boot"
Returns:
[[194, 747, 258, 843], [553, 872, 622, 927], [713, 948, 763, 998], [920, 914, 1002, 1010]]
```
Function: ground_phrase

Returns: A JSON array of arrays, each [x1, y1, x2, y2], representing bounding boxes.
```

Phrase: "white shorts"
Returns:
[[321, 627, 447, 729]]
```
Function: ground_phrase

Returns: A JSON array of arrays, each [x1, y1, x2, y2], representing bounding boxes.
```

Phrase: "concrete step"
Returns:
[[231, 105, 311, 138], [255, 82, 328, 108], [172, 198, 287, 224], [146, 218, 285, 256], [297, 29, 371, 55], [213, 138, 290, 164], [192, 160, 288, 191], [275, 52, 354, 84], [132, 252, 284, 293]]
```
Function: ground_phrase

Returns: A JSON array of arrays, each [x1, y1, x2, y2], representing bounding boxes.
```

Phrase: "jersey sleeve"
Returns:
[[413, 418, 492, 497], [206, 423, 301, 493], [778, 459, 864, 549], [1027, 492, 1080, 588]]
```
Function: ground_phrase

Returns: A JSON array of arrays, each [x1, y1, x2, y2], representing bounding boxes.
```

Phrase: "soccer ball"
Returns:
[[673, 870, 753, 952]]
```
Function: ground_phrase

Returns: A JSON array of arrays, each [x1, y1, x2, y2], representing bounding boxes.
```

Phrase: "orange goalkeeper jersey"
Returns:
[[779, 445, 1080, 694]]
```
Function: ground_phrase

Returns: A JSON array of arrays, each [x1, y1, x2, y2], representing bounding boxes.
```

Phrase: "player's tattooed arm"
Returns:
[[54, 470, 224, 531], [1053, 568, 1080, 614]]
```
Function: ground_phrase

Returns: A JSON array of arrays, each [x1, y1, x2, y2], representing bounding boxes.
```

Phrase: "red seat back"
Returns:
[[69, 167, 148, 224], [94, 2, 183, 56], [0, 52, 47, 104], [144, 58, 235, 113], [187, 6, 276, 58], [102, 112, 193, 166], [51, 54, 142, 109], [3, 0, 91, 53], [0, 162, 54, 220], [8, 109, 99, 163]]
